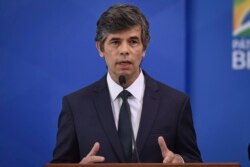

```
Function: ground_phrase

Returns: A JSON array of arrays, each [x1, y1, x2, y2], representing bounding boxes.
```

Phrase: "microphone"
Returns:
[[119, 75, 126, 87], [118, 75, 140, 162]]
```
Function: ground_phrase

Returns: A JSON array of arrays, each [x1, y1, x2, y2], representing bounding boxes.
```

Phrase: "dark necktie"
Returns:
[[118, 90, 132, 162]]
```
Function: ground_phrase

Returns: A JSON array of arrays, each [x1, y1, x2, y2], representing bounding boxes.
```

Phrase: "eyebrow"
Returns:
[[109, 37, 121, 41], [109, 36, 140, 41], [130, 36, 140, 39]]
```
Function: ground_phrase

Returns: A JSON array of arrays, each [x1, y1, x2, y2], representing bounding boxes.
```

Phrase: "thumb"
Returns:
[[158, 136, 169, 157], [87, 142, 100, 156]]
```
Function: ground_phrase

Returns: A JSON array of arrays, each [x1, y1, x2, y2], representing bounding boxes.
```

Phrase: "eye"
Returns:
[[130, 39, 139, 46], [110, 40, 120, 46]]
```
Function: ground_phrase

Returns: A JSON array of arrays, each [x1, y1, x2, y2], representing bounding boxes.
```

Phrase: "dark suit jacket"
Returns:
[[52, 72, 202, 163]]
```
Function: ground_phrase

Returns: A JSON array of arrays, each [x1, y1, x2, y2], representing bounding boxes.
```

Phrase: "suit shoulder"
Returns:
[[158, 81, 188, 98], [145, 73, 189, 100], [64, 75, 106, 100]]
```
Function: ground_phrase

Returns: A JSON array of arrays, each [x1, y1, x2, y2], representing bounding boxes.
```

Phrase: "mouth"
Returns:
[[117, 61, 132, 69]]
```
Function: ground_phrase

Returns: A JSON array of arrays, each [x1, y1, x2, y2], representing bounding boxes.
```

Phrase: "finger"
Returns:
[[172, 157, 180, 164], [79, 156, 105, 164], [158, 136, 169, 156], [87, 142, 100, 156], [88, 156, 105, 163], [163, 153, 175, 163], [172, 154, 184, 164]]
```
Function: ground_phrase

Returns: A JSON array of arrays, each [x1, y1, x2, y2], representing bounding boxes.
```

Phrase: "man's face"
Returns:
[[97, 26, 145, 86]]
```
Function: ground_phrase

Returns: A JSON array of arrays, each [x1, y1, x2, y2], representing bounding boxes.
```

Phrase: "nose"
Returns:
[[119, 42, 129, 56]]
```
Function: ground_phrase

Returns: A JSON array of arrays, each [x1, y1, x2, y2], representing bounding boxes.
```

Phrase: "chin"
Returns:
[[118, 71, 131, 77]]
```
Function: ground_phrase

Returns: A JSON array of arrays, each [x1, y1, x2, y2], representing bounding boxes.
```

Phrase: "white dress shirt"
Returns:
[[107, 71, 145, 139]]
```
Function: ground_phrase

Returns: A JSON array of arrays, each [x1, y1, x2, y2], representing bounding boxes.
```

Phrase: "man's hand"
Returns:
[[79, 142, 105, 164], [158, 136, 184, 164]]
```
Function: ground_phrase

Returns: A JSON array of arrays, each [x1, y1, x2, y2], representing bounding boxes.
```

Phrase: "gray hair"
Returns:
[[95, 4, 150, 51]]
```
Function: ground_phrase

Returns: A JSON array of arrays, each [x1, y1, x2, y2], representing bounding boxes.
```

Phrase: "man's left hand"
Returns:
[[158, 136, 184, 164]]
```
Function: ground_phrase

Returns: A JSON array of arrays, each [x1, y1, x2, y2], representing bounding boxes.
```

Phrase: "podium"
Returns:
[[45, 163, 240, 167]]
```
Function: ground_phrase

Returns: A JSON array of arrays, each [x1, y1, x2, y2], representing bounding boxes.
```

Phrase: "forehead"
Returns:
[[105, 26, 142, 40]]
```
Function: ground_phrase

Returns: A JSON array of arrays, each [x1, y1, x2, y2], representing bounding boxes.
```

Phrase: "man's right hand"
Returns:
[[79, 142, 105, 164]]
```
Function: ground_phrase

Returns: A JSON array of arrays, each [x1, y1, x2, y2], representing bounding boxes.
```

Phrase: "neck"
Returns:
[[110, 70, 141, 89]]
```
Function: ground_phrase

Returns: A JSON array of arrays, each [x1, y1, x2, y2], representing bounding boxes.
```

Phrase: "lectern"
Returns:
[[45, 163, 240, 167]]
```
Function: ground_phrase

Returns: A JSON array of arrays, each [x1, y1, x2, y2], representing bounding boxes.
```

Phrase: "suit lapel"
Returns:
[[93, 76, 125, 162], [136, 74, 160, 155]]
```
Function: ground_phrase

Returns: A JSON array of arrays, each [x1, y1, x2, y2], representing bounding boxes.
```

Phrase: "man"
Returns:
[[52, 4, 202, 164]]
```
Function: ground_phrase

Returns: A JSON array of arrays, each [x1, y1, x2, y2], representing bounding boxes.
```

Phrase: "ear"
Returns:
[[142, 51, 146, 57], [96, 42, 104, 57]]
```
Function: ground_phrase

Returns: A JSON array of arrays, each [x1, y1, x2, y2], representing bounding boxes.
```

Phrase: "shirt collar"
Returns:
[[107, 70, 145, 102]]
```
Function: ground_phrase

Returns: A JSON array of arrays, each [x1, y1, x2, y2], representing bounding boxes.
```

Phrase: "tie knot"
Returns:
[[119, 90, 131, 100]]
